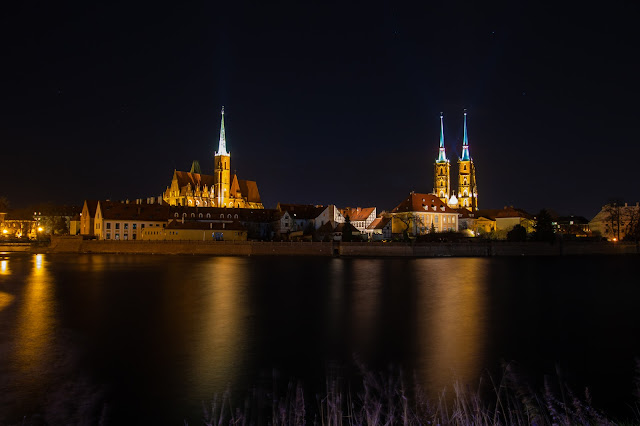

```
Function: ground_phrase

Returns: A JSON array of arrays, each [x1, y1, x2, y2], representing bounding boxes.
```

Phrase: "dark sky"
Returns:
[[1, 2, 638, 218]]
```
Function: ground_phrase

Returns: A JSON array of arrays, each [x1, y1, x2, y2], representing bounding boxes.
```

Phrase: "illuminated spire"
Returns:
[[436, 112, 448, 163], [216, 106, 228, 156], [461, 110, 470, 161]]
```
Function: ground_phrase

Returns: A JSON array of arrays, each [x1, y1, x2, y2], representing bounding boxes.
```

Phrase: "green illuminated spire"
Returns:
[[436, 112, 448, 163], [216, 106, 228, 156], [461, 110, 470, 161]]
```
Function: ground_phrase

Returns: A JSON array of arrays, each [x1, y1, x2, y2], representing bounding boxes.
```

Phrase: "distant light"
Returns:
[[612, 237, 618, 242], [1, 229, 7, 234], [37, 227, 43, 232]]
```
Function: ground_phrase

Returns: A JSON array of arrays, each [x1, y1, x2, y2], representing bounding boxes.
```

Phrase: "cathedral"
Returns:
[[433, 111, 478, 212], [163, 107, 264, 208]]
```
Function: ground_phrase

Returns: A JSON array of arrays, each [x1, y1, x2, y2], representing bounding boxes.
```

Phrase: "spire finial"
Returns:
[[216, 106, 228, 156]]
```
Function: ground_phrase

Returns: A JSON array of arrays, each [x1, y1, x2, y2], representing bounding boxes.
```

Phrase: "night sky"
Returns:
[[2, 2, 638, 218]]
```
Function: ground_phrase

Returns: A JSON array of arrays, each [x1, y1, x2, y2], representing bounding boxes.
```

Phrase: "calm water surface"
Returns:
[[0, 253, 639, 424]]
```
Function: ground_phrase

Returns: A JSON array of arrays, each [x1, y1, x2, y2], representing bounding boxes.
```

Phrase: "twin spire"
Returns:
[[436, 110, 471, 162], [215, 106, 229, 157]]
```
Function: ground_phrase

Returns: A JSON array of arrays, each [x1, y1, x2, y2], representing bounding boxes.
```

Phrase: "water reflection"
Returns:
[[349, 260, 384, 353], [414, 258, 488, 394], [1, 259, 8, 275], [14, 254, 56, 375], [189, 257, 249, 393]]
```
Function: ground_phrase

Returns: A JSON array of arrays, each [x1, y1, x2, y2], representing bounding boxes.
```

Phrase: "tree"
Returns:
[[342, 215, 353, 242], [533, 209, 555, 243], [507, 224, 527, 242], [623, 206, 640, 242], [0, 196, 9, 213], [393, 213, 416, 242], [602, 202, 622, 240]]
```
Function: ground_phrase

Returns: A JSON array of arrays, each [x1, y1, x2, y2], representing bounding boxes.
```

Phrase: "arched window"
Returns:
[[188, 200, 192, 206], [464, 190, 468, 197], [227, 214, 232, 219], [464, 165, 467, 171], [195, 200, 200, 206], [182, 213, 187, 218], [206, 213, 211, 218], [220, 214, 224, 219], [174, 213, 179, 218], [191, 213, 195, 218], [234, 214, 238, 219], [199, 213, 203, 218]]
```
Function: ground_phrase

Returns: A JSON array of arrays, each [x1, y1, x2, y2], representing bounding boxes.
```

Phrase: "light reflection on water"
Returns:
[[414, 258, 488, 394], [0, 254, 638, 424], [189, 257, 249, 393], [14, 254, 56, 376]]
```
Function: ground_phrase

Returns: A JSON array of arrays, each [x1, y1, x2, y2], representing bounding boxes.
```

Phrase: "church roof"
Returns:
[[174, 171, 216, 189], [238, 179, 262, 203], [391, 193, 457, 214]]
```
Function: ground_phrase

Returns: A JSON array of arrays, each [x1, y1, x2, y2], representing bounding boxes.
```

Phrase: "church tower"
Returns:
[[457, 110, 478, 211], [433, 113, 451, 204], [214, 107, 231, 207]]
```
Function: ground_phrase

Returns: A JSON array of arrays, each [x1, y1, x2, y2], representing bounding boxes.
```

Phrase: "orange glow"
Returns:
[[13, 254, 56, 376], [0, 292, 14, 311], [1, 229, 7, 234], [0, 259, 8, 275], [37, 227, 44, 232], [191, 257, 248, 392], [414, 258, 488, 398]]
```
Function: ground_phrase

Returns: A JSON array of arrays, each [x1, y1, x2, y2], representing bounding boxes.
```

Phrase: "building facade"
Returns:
[[433, 111, 478, 212], [163, 107, 264, 209], [390, 192, 459, 237]]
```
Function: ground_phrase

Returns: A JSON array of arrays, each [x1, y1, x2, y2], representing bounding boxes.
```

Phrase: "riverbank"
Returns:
[[1, 236, 637, 257]]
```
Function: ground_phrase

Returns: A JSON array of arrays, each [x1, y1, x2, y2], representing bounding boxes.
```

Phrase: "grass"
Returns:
[[197, 361, 640, 426]]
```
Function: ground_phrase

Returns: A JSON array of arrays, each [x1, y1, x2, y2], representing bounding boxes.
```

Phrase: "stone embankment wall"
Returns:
[[6, 236, 638, 257]]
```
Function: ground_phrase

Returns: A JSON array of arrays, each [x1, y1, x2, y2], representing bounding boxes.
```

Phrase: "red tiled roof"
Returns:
[[174, 171, 216, 190], [166, 219, 246, 231], [277, 203, 327, 219], [168, 206, 278, 222], [340, 207, 375, 221], [101, 203, 169, 221], [238, 179, 261, 203], [391, 193, 457, 214], [84, 200, 99, 217], [367, 216, 391, 230]]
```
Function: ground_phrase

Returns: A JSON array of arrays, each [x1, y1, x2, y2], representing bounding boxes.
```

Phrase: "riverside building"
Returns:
[[434, 111, 478, 212], [163, 107, 264, 209]]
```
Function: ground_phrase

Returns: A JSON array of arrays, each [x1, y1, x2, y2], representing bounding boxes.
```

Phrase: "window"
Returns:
[[234, 214, 238, 219], [124, 223, 129, 230], [106, 223, 111, 229], [191, 213, 195, 218], [199, 213, 203, 218], [106, 233, 111, 240], [115, 233, 120, 240], [133, 234, 137, 240], [141, 224, 145, 229], [115, 223, 120, 230], [174, 213, 179, 218], [206, 213, 211, 218], [124, 233, 128, 240], [133, 223, 137, 230]]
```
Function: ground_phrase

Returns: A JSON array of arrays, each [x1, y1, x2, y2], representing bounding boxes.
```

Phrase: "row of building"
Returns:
[[1, 107, 636, 242]]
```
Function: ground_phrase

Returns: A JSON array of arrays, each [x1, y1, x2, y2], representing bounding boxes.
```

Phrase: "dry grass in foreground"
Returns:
[[198, 361, 640, 426]]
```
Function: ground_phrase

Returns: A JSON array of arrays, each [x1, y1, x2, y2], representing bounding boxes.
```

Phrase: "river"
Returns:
[[0, 253, 639, 424]]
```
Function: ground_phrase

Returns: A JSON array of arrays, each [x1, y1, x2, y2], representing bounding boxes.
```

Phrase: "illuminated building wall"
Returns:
[[433, 111, 478, 212], [163, 107, 263, 209]]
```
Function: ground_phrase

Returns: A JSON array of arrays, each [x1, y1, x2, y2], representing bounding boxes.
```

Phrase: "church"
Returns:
[[163, 108, 264, 209], [433, 111, 478, 212]]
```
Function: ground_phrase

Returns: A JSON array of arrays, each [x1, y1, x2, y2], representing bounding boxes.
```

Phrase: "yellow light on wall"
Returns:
[[37, 227, 43, 232], [2, 229, 7, 234]]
